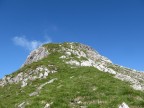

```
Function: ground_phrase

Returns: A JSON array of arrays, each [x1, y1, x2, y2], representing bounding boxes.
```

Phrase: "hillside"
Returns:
[[0, 42, 144, 108]]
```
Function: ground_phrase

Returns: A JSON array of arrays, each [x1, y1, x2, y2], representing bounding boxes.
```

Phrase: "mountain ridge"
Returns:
[[1, 42, 144, 90], [0, 42, 144, 108]]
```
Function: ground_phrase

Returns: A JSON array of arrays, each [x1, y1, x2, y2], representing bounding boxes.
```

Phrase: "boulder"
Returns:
[[119, 102, 129, 108]]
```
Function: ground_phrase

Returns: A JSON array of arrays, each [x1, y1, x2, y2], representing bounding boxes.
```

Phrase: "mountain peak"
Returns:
[[1, 42, 144, 107], [23, 42, 112, 66], [1, 42, 144, 90]]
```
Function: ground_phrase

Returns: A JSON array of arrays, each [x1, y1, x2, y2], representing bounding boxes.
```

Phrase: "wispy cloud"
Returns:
[[12, 36, 52, 51]]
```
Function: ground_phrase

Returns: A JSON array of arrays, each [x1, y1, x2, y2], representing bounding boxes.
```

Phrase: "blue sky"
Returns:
[[0, 0, 144, 78]]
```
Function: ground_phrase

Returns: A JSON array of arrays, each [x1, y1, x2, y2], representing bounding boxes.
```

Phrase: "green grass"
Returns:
[[1, 43, 144, 108], [1, 66, 144, 107]]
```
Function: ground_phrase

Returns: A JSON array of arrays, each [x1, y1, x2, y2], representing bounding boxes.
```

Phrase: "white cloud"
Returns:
[[12, 36, 51, 51]]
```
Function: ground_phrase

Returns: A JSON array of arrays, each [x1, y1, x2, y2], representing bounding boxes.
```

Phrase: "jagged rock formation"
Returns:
[[23, 46, 49, 66], [0, 65, 57, 87]]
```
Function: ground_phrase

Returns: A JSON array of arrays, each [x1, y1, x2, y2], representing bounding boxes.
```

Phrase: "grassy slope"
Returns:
[[0, 43, 144, 108]]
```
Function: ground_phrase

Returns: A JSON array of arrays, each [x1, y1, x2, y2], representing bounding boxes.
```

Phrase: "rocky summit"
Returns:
[[0, 42, 144, 108]]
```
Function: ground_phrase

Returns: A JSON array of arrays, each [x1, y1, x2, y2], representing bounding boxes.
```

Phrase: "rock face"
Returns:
[[1, 42, 144, 91], [23, 46, 49, 66], [119, 102, 129, 108]]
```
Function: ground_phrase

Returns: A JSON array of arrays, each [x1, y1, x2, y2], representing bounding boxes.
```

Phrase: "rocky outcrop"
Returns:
[[110, 64, 144, 90], [23, 46, 49, 66], [60, 43, 116, 75], [79, 44, 112, 63], [119, 102, 129, 108], [115, 73, 144, 90], [0, 66, 57, 87]]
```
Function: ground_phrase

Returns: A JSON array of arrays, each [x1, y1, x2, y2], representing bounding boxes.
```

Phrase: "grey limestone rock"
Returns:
[[23, 46, 49, 66], [44, 103, 51, 108], [18, 102, 26, 108], [119, 102, 129, 108]]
